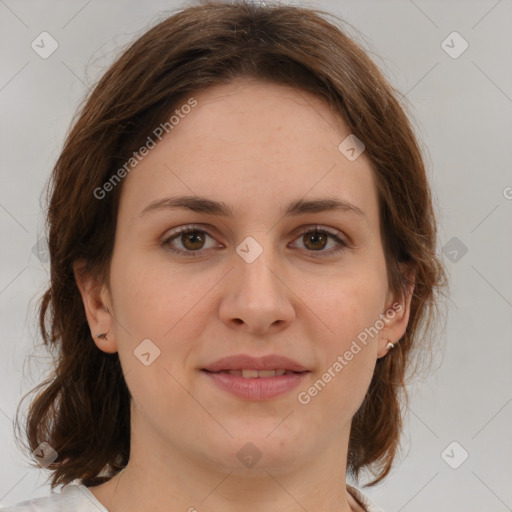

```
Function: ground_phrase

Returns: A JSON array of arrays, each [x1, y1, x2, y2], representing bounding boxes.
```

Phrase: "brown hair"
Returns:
[[15, 0, 448, 489]]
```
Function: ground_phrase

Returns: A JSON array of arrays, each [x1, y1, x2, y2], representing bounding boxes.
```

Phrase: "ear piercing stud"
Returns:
[[386, 340, 395, 350]]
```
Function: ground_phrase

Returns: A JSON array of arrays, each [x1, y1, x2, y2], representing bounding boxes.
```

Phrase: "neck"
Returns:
[[90, 450, 359, 511]]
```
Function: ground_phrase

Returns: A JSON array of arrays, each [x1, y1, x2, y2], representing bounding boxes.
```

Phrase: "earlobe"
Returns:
[[377, 338, 396, 359], [73, 261, 118, 354]]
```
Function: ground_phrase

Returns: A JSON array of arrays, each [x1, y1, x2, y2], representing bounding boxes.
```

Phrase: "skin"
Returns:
[[74, 79, 414, 512]]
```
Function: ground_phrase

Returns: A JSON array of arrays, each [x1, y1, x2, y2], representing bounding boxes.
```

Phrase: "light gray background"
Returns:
[[1, 0, 511, 510]]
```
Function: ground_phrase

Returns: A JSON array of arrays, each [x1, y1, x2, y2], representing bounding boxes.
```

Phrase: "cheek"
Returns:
[[309, 267, 387, 341], [109, 249, 204, 337], [302, 270, 385, 406], [299, 304, 379, 425], [108, 255, 203, 414]]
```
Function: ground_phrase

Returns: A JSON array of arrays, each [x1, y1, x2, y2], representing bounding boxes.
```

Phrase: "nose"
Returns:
[[218, 240, 296, 335]]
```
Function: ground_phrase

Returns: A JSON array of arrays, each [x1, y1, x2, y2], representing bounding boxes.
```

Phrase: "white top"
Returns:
[[0, 482, 384, 512]]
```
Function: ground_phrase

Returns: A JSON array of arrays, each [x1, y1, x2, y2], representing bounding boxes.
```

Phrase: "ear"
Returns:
[[73, 260, 118, 354], [377, 262, 416, 358]]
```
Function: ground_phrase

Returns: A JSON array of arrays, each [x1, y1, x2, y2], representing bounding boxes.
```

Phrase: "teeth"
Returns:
[[225, 369, 288, 378], [241, 369, 260, 378]]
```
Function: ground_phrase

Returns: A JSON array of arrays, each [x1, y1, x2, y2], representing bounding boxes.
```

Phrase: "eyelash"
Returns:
[[161, 224, 349, 258]]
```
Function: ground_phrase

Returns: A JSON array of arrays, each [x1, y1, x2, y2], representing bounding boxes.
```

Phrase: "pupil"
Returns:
[[307, 232, 325, 250], [185, 231, 203, 249]]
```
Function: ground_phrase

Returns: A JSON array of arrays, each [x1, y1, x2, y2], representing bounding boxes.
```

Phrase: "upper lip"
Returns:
[[202, 354, 310, 372]]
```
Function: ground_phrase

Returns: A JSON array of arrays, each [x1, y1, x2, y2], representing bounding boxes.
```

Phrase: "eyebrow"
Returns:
[[138, 195, 366, 219]]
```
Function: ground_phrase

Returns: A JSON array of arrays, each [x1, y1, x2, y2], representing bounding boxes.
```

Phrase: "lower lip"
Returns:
[[202, 370, 309, 400]]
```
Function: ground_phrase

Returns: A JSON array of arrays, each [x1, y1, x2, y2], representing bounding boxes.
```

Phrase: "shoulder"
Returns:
[[0, 483, 108, 512], [347, 484, 385, 512]]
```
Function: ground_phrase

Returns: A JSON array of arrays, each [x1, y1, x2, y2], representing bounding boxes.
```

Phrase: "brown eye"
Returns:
[[162, 225, 348, 258], [162, 226, 218, 256], [302, 231, 329, 251], [291, 226, 348, 256], [180, 230, 206, 251]]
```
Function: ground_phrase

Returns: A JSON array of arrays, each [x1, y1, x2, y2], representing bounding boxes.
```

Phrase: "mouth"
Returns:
[[201, 354, 310, 400], [202, 368, 304, 378], [202, 353, 310, 373]]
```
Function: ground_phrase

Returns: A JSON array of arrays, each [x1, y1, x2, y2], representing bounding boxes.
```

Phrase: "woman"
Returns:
[[5, 1, 447, 511]]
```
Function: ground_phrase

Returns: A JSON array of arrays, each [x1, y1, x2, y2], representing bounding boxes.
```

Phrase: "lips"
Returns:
[[202, 354, 309, 374], [220, 369, 288, 378], [201, 354, 310, 400]]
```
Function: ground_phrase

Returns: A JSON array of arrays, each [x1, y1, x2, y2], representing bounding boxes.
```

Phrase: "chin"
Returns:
[[196, 429, 307, 475]]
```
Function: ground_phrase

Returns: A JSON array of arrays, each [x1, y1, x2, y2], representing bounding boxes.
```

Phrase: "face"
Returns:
[[76, 80, 412, 476]]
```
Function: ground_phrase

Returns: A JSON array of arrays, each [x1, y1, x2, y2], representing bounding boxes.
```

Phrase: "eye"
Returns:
[[290, 225, 348, 256], [161, 224, 349, 257], [162, 225, 219, 256]]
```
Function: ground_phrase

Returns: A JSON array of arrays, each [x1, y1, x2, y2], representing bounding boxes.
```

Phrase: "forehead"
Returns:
[[117, 80, 379, 228]]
